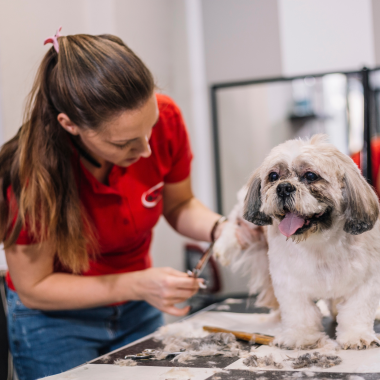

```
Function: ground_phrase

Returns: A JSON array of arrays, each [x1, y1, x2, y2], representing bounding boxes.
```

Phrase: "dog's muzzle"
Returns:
[[277, 182, 295, 198]]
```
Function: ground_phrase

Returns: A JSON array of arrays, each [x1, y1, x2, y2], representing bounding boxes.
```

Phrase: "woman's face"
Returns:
[[59, 93, 159, 167]]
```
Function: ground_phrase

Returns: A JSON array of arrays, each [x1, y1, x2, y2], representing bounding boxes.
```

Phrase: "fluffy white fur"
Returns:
[[214, 135, 380, 350], [214, 188, 279, 310]]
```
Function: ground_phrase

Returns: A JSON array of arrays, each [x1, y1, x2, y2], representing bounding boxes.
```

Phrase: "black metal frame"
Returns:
[[211, 67, 380, 214], [362, 68, 372, 183]]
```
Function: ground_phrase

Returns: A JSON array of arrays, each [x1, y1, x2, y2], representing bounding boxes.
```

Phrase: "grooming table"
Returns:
[[43, 298, 380, 380]]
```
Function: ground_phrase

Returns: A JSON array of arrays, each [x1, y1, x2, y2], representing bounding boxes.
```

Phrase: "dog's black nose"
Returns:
[[277, 182, 295, 198]]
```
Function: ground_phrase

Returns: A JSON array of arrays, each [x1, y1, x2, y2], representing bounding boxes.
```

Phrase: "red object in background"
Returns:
[[351, 136, 380, 196]]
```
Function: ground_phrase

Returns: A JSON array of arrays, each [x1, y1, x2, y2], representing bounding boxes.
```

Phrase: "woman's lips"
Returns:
[[125, 157, 139, 164]]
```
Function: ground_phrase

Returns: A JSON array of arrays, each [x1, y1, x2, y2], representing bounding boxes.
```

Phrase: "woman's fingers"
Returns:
[[160, 267, 205, 290], [158, 279, 199, 299], [162, 305, 191, 317], [162, 297, 191, 306], [163, 288, 198, 300], [167, 275, 203, 291], [162, 267, 189, 277], [236, 217, 264, 247], [138, 267, 206, 315]]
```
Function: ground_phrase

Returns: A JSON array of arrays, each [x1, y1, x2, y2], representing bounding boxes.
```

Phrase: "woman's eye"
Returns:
[[269, 172, 279, 182], [115, 142, 130, 149], [305, 172, 318, 182]]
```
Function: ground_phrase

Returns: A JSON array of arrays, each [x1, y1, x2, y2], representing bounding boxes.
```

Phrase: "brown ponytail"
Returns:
[[0, 34, 155, 273]]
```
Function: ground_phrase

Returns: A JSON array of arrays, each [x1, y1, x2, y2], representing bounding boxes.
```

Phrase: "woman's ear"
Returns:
[[243, 169, 272, 226], [57, 113, 80, 135], [342, 162, 379, 235]]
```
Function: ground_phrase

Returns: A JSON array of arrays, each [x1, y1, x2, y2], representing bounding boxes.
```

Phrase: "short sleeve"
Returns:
[[162, 100, 193, 184], [6, 186, 38, 245]]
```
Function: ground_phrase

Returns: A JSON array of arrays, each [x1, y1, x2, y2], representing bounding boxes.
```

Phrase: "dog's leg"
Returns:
[[336, 282, 380, 350], [273, 292, 328, 349], [327, 298, 342, 321]]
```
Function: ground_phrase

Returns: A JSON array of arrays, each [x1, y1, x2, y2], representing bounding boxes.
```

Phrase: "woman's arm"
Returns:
[[163, 176, 224, 242], [5, 242, 201, 315]]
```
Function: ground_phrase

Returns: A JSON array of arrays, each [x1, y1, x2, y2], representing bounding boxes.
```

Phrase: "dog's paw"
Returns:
[[273, 331, 329, 350], [337, 331, 380, 350]]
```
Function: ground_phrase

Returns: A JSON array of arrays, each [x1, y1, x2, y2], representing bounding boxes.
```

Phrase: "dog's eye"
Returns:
[[305, 172, 318, 182], [269, 172, 279, 182]]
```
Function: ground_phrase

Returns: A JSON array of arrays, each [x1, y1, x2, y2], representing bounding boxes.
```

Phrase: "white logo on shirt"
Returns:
[[141, 182, 164, 208]]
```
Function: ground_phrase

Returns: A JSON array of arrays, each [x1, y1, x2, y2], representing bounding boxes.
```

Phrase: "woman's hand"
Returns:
[[213, 216, 264, 250], [235, 217, 264, 249], [7, 243, 202, 311], [130, 267, 203, 316]]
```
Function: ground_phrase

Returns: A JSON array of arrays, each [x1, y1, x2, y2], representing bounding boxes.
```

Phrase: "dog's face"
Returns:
[[243, 135, 379, 241]]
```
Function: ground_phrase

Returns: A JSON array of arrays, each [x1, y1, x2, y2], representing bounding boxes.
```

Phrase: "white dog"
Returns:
[[214, 135, 380, 350]]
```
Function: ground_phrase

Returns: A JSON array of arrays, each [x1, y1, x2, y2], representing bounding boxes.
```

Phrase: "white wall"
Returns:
[[202, 0, 283, 84], [84, 0, 116, 35], [200, 0, 377, 81], [278, 0, 375, 76], [0, 0, 88, 142], [372, 0, 380, 65], [184, 0, 215, 211]]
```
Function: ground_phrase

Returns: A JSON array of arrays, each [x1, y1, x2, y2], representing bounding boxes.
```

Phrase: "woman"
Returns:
[[0, 31, 228, 379]]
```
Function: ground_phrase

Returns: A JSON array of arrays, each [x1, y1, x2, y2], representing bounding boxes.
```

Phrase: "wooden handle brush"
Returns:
[[203, 325, 274, 345]]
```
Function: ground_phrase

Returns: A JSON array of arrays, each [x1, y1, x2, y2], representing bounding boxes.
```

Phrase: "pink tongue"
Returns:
[[278, 213, 305, 237]]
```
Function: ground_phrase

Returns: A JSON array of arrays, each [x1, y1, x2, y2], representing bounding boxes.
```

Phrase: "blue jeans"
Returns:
[[6, 287, 163, 380]]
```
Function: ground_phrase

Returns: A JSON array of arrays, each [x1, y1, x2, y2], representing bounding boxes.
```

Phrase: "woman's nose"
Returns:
[[139, 135, 151, 158]]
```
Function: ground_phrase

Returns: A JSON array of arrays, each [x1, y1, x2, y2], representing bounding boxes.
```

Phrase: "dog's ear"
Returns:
[[342, 164, 379, 235], [243, 169, 272, 226]]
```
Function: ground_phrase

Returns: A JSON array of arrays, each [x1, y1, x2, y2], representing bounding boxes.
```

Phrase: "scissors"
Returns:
[[125, 349, 184, 360], [187, 241, 215, 279]]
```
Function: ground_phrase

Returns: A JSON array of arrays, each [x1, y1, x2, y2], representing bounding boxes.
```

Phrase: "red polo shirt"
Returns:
[[6, 94, 193, 291]]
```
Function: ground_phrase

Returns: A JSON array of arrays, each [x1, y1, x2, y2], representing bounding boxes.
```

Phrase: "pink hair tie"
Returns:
[[43, 26, 62, 53]]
